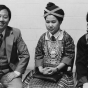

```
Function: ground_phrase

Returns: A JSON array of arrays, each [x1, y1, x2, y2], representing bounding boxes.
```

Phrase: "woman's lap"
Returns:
[[28, 74, 74, 88]]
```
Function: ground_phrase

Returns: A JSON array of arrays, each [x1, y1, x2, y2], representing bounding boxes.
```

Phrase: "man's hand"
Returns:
[[6, 72, 18, 82], [1, 72, 18, 85]]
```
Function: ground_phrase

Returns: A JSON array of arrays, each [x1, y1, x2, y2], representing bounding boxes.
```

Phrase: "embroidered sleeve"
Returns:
[[61, 32, 75, 66], [35, 34, 45, 67]]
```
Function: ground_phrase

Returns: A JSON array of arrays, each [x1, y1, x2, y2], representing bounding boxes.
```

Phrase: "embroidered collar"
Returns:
[[45, 30, 64, 40]]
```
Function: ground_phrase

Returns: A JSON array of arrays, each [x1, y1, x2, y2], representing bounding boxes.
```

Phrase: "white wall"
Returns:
[[0, 0, 88, 70]]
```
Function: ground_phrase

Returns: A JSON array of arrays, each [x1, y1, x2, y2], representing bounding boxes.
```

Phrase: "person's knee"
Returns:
[[7, 81, 23, 88], [7, 84, 22, 88], [16, 83, 22, 88], [17, 84, 23, 88]]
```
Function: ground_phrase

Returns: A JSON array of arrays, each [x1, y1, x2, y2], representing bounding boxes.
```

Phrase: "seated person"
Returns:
[[0, 5, 30, 88], [23, 2, 75, 88], [76, 13, 88, 88]]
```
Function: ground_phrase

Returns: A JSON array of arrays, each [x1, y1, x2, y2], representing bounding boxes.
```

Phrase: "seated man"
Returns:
[[0, 5, 30, 88]]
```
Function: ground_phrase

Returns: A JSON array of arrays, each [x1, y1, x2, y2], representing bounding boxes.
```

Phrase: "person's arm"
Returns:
[[35, 34, 45, 72], [48, 63, 65, 74], [14, 29, 30, 75], [55, 63, 66, 71], [58, 32, 75, 71]]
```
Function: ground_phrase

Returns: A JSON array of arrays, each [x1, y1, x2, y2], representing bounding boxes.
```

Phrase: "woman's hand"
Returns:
[[38, 66, 50, 74], [46, 67, 57, 75], [42, 67, 57, 75], [42, 67, 51, 75], [38, 66, 58, 75]]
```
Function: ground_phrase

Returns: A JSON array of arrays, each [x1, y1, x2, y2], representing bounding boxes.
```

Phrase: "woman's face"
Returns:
[[45, 15, 61, 35]]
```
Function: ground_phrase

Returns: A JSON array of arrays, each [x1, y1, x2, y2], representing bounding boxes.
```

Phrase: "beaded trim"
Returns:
[[44, 8, 64, 18]]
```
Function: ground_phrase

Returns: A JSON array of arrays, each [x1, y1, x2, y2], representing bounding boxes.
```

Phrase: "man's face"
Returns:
[[0, 9, 9, 32]]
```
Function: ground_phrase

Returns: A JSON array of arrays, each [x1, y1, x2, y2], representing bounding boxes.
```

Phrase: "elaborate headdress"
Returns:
[[44, 2, 64, 22]]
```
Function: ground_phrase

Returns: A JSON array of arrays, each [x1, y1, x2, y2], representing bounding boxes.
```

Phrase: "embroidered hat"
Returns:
[[44, 2, 65, 22]]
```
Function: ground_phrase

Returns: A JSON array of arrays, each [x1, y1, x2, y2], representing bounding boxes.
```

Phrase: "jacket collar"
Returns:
[[5, 26, 14, 63]]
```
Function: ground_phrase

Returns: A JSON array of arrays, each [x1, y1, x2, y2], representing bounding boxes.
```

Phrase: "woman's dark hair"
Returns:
[[0, 5, 11, 21]]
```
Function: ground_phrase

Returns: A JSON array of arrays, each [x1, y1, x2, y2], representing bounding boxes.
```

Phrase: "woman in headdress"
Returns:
[[23, 2, 75, 88]]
